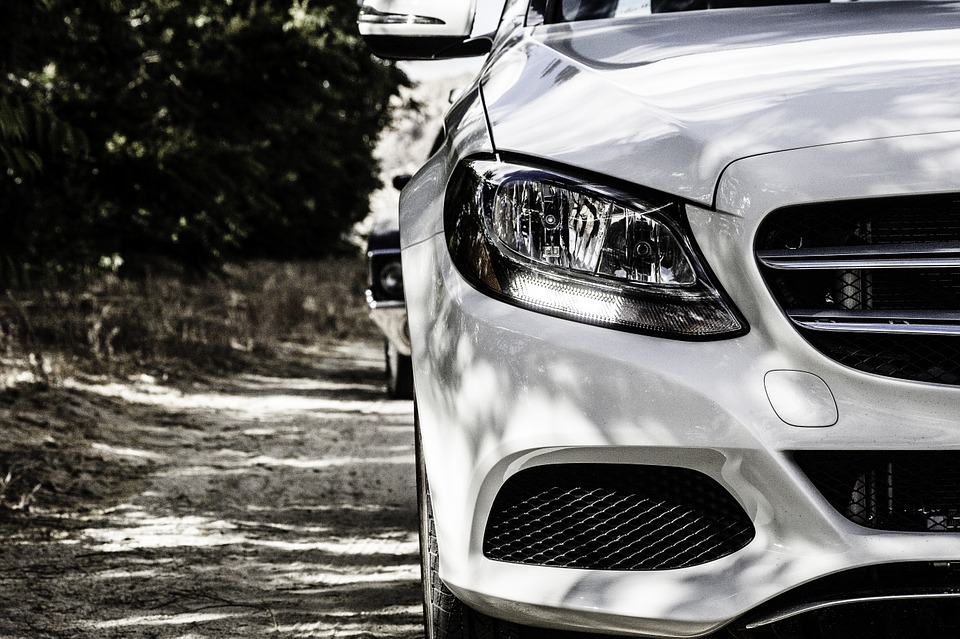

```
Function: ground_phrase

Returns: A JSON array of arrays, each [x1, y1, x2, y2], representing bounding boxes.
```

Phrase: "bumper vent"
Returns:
[[482, 464, 754, 571], [736, 562, 960, 639], [755, 195, 960, 385], [795, 451, 960, 532]]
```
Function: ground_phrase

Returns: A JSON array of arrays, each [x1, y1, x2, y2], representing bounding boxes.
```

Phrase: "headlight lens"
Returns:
[[379, 260, 404, 297], [445, 159, 745, 338]]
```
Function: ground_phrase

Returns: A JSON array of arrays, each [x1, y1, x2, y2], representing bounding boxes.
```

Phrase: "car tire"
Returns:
[[385, 339, 414, 399], [415, 411, 520, 639]]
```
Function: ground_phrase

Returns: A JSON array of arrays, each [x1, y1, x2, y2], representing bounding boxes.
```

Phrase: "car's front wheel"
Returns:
[[415, 413, 519, 639], [385, 339, 413, 399]]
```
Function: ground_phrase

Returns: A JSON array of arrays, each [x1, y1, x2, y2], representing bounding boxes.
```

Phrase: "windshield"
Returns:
[[532, 0, 946, 23]]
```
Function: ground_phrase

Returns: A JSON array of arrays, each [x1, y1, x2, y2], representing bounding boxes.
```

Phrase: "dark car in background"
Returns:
[[366, 175, 414, 399]]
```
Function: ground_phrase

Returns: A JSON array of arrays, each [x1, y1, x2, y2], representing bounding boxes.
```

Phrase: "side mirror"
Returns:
[[392, 174, 413, 190], [358, 0, 491, 60]]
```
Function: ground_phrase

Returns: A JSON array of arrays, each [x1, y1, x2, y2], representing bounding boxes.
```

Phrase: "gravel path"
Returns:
[[0, 340, 421, 638]]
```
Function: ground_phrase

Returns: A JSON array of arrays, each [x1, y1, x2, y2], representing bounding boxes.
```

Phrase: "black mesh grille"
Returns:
[[757, 198, 960, 248], [765, 269, 960, 312], [800, 331, 960, 385], [795, 451, 960, 532], [756, 195, 960, 385], [483, 464, 755, 570]]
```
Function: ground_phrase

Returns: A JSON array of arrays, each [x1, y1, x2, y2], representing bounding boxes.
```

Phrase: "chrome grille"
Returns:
[[756, 195, 960, 384]]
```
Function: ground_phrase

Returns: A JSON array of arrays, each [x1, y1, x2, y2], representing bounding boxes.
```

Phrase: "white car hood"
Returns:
[[481, 2, 960, 206]]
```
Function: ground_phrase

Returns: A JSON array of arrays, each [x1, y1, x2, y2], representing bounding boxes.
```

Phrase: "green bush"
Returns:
[[0, 0, 405, 285]]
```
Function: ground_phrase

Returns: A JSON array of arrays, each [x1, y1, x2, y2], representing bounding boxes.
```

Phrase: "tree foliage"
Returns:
[[0, 0, 405, 284]]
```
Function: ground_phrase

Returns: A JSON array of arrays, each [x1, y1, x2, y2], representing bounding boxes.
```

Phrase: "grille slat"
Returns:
[[758, 241, 960, 270], [756, 196, 960, 385], [737, 563, 960, 639], [793, 313, 960, 337], [483, 464, 755, 571]]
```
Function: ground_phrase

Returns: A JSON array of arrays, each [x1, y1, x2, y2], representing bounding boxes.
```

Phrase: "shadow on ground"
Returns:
[[0, 340, 420, 638]]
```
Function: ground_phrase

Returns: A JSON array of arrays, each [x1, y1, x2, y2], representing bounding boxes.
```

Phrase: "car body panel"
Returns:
[[402, 137, 960, 634], [392, 2, 960, 637], [482, 3, 960, 205], [400, 87, 493, 246], [404, 229, 960, 636]]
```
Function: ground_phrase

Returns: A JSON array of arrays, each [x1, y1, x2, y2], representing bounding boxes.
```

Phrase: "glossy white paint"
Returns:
[[471, 0, 510, 39], [358, 0, 477, 37], [763, 371, 838, 428], [399, 88, 492, 246], [405, 224, 960, 635], [483, 3, 960, 205], [397, 3, 960, 637]]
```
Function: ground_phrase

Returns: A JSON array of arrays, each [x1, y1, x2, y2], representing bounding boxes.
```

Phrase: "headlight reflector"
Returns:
[[446, 160, 745, 338], [492, 179, 697, 286]]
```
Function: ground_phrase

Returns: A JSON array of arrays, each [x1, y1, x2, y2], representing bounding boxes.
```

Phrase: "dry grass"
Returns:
[[0, 258, 379, 382]]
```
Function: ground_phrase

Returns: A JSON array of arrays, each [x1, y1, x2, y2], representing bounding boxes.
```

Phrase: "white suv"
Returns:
[[360, 2, 960, 638]]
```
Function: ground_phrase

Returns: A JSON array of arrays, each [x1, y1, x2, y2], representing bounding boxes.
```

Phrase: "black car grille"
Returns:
[[755, 195, 960, 385], [795, 451, 960, 532], [482, 464, 755, 571]]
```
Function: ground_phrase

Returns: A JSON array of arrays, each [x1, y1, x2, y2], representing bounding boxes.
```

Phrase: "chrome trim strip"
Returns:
[[790, 310, 960, 335], [789, 309, 960, 335], [367, 248, 402, 258], [762, 257, 960, 270], [789, 309, 960, 323], [745, 592, 960, 629], [794, 320, 960, 336], [758, 242, 960, 270], [367, 299, 406, 311]]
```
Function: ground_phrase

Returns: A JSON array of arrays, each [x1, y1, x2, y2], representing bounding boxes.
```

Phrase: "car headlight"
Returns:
[[379, 260, 404, 298], [445, 159, 746, 339]]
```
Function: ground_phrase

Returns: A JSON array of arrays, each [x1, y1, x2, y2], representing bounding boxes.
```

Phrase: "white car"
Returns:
[[360, 1, 960, 638]]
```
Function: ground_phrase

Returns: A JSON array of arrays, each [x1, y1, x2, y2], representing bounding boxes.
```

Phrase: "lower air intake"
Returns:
[[795, 451, 960, 532], [483, 463, 754, 571], [735, 563, 960, 639]]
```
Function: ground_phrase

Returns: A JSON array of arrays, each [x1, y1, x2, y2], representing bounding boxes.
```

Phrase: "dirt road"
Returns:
[[0, 340, 421, 638]]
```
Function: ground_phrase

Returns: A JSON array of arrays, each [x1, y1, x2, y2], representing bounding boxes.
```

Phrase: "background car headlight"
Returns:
[[378, 260, 404, 298], [445, 159, 746, 339]]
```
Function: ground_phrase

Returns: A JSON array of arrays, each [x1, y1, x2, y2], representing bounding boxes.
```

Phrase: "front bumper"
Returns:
[[405, 227, 960, 637], [365, 292, 411, 356]]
